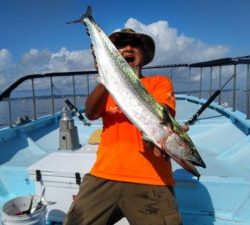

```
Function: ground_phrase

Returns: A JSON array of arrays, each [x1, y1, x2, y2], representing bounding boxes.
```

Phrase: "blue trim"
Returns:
[[176, 94, 250, 135], [0, 113, 60, 142]]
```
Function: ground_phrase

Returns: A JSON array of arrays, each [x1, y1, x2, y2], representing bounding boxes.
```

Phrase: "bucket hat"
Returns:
[[109, 28, 155, 65]]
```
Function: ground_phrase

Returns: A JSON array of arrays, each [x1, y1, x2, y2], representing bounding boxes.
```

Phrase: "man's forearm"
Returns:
[[85, 84, 109, 120]]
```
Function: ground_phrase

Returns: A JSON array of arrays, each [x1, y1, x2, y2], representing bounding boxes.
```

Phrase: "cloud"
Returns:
[[124, 18, 228, 65], [18, 47, 94, 74], [0, 49, 12, 86], [0, 18, 229, 91], [0, 49, 12, 69], [0, 47, 94, 91]]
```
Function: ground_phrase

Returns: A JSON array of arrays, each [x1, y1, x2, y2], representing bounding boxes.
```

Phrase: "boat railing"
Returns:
[[0, 71, 98, 127], [0, 55, 249, 127]]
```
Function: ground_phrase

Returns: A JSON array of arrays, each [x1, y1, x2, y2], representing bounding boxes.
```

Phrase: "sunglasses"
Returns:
[[113, 38, 144, 50]]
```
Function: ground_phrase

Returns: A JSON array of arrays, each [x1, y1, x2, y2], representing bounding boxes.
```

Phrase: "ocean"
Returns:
[[0, 90, 248, 129], [0, 96, 86, 128]]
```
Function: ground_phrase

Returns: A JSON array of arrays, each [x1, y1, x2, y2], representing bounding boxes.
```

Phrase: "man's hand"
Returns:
[[180, 123, 189, 132]]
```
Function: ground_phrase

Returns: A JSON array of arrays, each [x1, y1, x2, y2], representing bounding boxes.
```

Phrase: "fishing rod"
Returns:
[[51, 82, 91, 126], [186, 73, 236, 125]]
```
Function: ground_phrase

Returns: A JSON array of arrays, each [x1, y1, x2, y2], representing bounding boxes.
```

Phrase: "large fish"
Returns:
[[68, 6, 206, 178]]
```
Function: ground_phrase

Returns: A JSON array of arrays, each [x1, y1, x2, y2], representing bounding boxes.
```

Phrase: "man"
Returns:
[[63, 29, 183, 225]]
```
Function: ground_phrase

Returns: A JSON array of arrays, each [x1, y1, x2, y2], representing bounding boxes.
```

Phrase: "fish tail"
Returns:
[[84, 6, 92, 19], [66, 5, 93, 24]]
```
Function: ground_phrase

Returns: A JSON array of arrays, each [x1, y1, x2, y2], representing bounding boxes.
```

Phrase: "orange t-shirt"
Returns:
[[90, 75, 176, 185]]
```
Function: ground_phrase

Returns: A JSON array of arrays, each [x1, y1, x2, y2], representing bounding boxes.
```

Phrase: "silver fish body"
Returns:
[[73, 6, 205, 177]]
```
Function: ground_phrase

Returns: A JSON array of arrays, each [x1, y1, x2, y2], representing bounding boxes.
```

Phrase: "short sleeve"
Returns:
[[143, 75, 176, 117]]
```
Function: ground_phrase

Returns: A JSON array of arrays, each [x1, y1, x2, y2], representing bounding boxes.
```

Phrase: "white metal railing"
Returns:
[[0, 56, 249, 128]]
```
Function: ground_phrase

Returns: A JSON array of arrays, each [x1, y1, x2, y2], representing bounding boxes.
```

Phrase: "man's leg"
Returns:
[[63, 174, 122, 225], [119, 182, 182, 225]]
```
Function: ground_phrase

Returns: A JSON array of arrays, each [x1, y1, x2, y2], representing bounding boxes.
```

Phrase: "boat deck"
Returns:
[[174, 96, 250, 225], [0, 95, 250, 225]]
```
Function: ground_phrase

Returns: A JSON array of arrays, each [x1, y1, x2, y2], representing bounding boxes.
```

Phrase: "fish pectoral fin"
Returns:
[[142, 134, 170, 159]]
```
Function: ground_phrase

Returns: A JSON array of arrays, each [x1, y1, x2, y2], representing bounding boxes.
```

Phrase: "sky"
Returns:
[[0, 0, 250, 91]]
